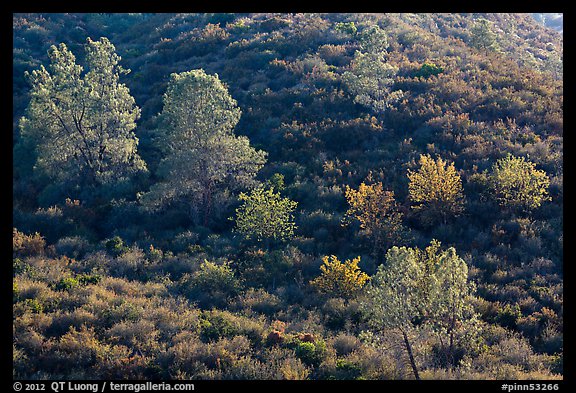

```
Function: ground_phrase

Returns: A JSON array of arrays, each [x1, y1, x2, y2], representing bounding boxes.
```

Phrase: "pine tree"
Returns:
[[19, 37, 146, 190], [426, 245, 478, 367], [341, 51, 403, 117], [139, 70, 267, 225], [361, 241, 478, 377], [361, 246, 425, 379], [341, 25, 402, 119], [470, 18, 499, 52]]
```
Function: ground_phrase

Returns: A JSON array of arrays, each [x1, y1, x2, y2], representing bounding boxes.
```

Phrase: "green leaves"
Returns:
[[361, 241, 477, 350], [339, 23, 402, 117], [19, 37, 145, 189], [470, 18, 499, 52], [342, 50, 401, 115], [489, 154, 551, 213], [160, 70, 241, 151], [233, 186, 297, 244], [363, 246, 423, 330], [140, 69, 267, 225]]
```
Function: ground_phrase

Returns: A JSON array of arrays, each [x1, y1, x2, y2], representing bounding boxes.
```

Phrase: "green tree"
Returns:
[[488, 154, 551, 213], [361, 241, 478, 377], [310, 255, 369, 299], [183, 260, 241, 307], [341, 50, 403, 117], [343, 180, 406, 258], [18, 37, 146, 191], [335, 21, 357, 37], [233, 186, 297, 245], [407, 154, 465, 226], [140, 70, 267, 225], [470, 18, 499, 52], [425, 245, 478, 367], [358, 24, 388, 54], [361, 246, 425, 379]]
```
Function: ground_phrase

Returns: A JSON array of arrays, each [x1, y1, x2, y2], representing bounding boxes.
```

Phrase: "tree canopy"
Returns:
[[18, 37, 146, 195], [361, 241, 477, 378], [407, 154, 465, 226], [343, 180, 406, 258], [489, 154, 551, 213], [139, 69, 267, 225], [309, 255, 369, 299], [233, 186, 298, 244]]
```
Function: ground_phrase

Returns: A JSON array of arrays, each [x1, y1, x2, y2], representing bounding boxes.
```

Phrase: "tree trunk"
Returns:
[[202, 184, 213, 227], [448, 329, 455, 368], [402, 330, 420, 380]]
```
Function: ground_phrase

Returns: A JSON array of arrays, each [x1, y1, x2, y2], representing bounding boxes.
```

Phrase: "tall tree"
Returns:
[[18, 37, 146, 193], [469, 18, 499, 52], [361, 246, 425, 379], [140, 70, 267, 226], [358, 24, 389, 53], [341, 50, 403, 117], [341, 25, 401, 118], [407, 154, 465, 226], [423, 244, 478, 368], [361, 241, 478, 377]]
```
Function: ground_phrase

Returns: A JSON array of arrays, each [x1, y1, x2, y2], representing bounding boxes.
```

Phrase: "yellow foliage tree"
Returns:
[[407, 154, 465, 226], [310, 255, 369, 299], [489, 154, 550, 213], [343, 180, 405, 258]]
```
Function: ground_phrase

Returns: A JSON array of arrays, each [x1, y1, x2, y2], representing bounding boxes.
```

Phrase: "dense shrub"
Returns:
[[180, 260, 241, 308], [13, 228, 45, 257]]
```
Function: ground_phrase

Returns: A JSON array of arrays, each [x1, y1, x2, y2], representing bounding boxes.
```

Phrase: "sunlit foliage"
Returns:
[[234, 186, 298, 244], [407, 154, 465, 226], [310, 255, 369, 298], [489, 154, 551, 213]]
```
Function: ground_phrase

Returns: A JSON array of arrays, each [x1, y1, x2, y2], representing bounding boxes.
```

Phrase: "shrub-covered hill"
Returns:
[[13, 13, 562, 380]]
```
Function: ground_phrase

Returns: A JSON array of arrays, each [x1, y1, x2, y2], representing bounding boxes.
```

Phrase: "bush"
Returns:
[[334, 358, 363, 380], [109, 245, 150, 279], [55, 236, 92, 259], [13, 228, 45, 257], [53, 277, 80, 292], [330, 333, 362, 356], [51, 325, 103, 371], [105, 236, 128, 257], [24, 298, 45, 314], [77, 273, 102, 285], [230, 288, 282, 316], [495, 303, 522, 329], [181, 260, 241, 308], [413, 62, 444, 78], [294, 339, 327, 367], [13, 258, 33, 276], [536, 324, 563, 354], [199, 310, 240, 342]]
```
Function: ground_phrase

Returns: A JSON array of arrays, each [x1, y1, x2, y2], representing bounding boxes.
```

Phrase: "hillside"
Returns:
[[12, 13, 563, 381]]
